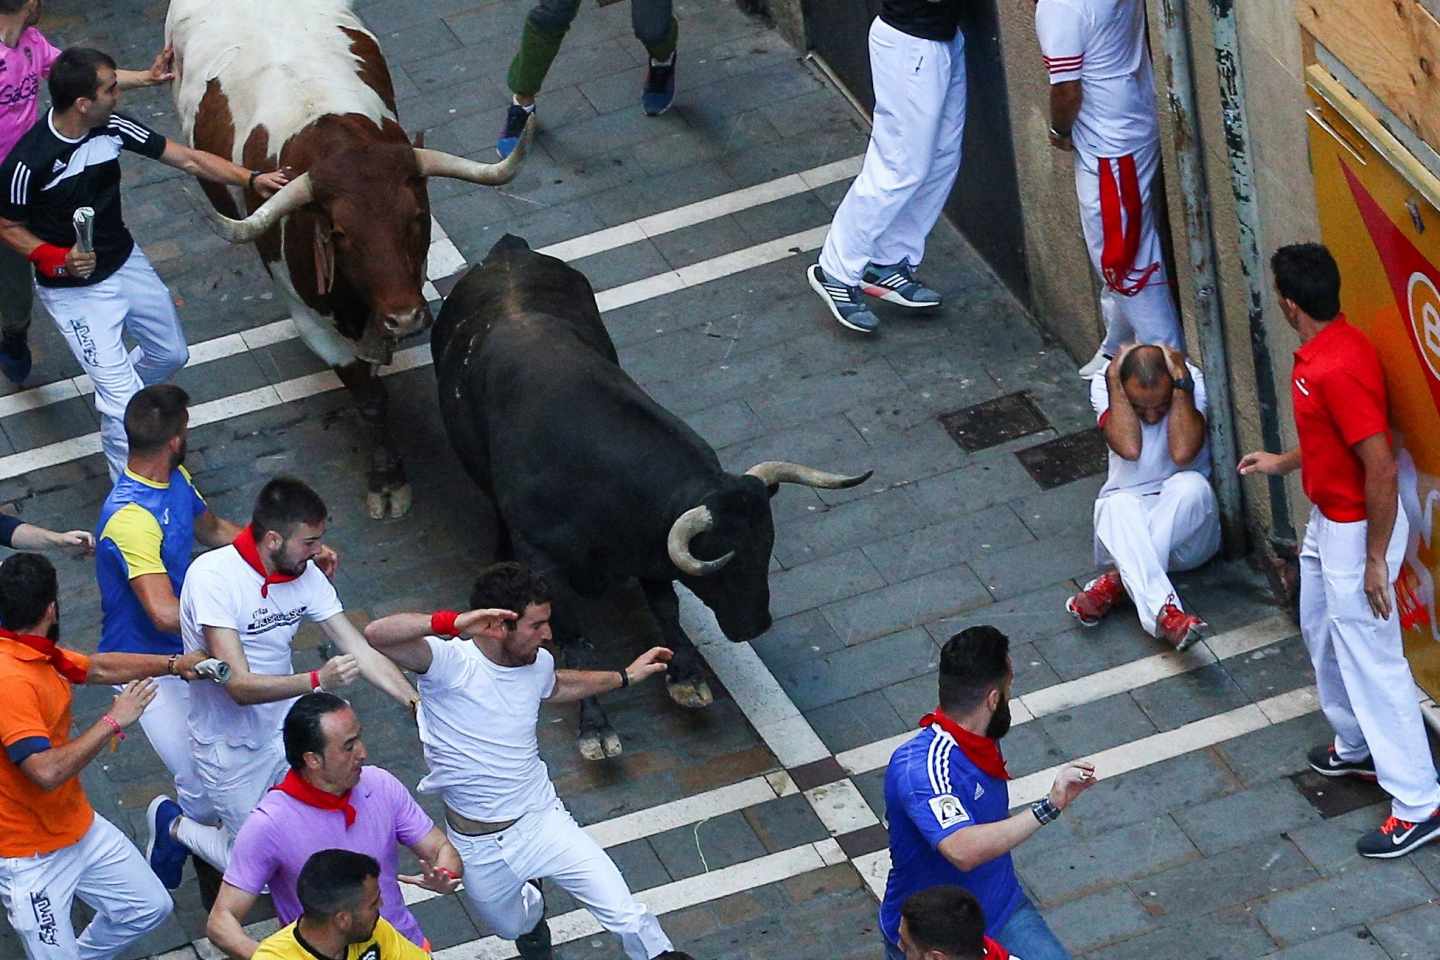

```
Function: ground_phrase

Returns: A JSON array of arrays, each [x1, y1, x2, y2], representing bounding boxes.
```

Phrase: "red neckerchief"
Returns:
[[919, 707, 1011, 781], [982, 935, 1009, 959], [0, 628, 89, 684], [271, 769, 356, 828], [233, 524, 301, 597]]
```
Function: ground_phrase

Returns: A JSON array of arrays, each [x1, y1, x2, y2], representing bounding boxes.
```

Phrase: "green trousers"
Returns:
[[508, 0, 677, 97]]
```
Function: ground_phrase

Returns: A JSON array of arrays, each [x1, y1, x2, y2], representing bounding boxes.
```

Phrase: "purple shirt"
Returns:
[[223, 766, 434, 947], [0, 28, 61, 161]]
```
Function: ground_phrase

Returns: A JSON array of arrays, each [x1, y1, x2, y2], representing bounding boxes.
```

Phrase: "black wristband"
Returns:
[[1031, 798, 1062, 825], [618, 669, 630, 689], [247, 169, 259, 191]]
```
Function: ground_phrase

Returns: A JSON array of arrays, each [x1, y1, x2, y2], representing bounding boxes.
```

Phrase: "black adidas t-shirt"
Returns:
[[0, 109, 166, 287], [880, 0, 964, 42]]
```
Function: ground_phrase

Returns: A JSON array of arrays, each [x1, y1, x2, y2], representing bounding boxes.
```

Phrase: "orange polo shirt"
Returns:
[[0, 636, 94, 857]]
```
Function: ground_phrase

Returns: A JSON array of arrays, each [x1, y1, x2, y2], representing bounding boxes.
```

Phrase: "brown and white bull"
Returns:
[[165, 0, 532, 517]]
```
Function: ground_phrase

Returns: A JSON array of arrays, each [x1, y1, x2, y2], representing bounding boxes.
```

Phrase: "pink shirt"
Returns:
[[222, 766, 434, 947], [0, 28, 61, 161]]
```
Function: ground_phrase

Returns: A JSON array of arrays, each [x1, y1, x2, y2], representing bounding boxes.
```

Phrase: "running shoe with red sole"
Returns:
[[1066, 571, 1125, 626], [1156, 603, 1207, 651], [1357, 808, 1440, 859]]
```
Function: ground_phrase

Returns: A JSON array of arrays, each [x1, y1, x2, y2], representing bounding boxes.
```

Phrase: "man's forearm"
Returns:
[[24, 719, 116, 791], [362, 613, 432, 648], [8, 523, 62, 551], [86, 652, 176, 685], [195, 512, 243, 549], [1103, 375, 1142, 460], [1166, 392, 1205, 465], [115, 69, 161, 91], [1365, 463, 1399, 562], [551, 669, 625, 703], [939, 809, 1043, 872], [324, 619, 420, 707], [207, 910, 260, 960], [1049, 83, 1083, 135], [0, 219, 42, 257], [226, 669, 314, 705], [184, 150, 251, 188]]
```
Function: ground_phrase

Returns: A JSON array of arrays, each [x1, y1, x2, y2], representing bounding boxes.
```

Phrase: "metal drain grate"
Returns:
[[1015, 429, 1109, 489], [937, 392, 1050, 452]]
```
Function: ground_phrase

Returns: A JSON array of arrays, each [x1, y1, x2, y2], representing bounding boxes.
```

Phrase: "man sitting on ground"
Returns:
[[250, 849, 428, 960], [1066, 343, 1218, 650]]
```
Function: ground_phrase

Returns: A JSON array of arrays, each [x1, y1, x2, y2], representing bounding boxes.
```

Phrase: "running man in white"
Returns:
[[806, 0, 963, 334], [145, 475, 420, 878], [1067, 344, 1217, 650], [1035, 0, 1182, 376], [364, 561, 677, 960]]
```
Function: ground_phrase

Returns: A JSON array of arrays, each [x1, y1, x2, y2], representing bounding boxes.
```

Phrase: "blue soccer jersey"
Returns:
[[95, 467, 207, 655], [879, 726, 1024, 943]]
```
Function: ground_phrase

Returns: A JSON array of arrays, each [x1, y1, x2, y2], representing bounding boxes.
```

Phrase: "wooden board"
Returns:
[[1296, 0, 1440, 151]]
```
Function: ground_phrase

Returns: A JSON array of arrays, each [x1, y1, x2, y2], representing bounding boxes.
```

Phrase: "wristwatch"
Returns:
[[1173, 372, 1195, 393], [1031, 798, 1062, 825]]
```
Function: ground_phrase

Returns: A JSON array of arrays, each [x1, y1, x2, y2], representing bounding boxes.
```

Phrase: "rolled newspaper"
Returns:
[[72, 206, 95, 253], [194, 658, 232, 684]]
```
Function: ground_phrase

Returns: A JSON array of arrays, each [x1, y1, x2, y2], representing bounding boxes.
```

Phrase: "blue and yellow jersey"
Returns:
[[95, 466, 208, 655]]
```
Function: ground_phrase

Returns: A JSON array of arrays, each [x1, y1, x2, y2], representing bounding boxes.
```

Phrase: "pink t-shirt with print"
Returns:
[[0, 27, 61, 161]]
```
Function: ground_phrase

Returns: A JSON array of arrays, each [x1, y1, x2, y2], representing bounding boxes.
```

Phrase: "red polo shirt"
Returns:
[[1292, 315, 1390, 522]]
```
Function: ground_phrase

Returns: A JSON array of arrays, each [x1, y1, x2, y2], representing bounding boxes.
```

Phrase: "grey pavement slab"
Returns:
[[1130, 662, 1255, 733], [1043, 885, 1156, 954], [818, 563, 992, 646], [1038, 692, 1160, 760], [1170, 780, 1324, 856], [1069, 751, 1240, 838], [1253, 862, 1438, 946], [1370, 902, 1440, 960], [1091, 907, 1277, 960], [1127, 839, 1319, 922], [1263, 927, 1394, 960], [770, 627, 940, 712]]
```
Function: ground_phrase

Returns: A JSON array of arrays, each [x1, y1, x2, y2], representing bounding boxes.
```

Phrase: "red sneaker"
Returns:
[[1157, 603, 1208, 651], [1066, 572, 1125, 626]]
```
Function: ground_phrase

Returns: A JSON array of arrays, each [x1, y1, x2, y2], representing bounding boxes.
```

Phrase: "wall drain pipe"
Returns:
[[1207, 0, 1298, 548], [1158, 0, 1246, 556]]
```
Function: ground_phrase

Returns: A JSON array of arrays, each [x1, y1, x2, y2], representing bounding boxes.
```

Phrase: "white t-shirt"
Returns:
[[181, 545, 344, 748], [415, 637, 558, 821], [1091, 361, 1212, 498], [1035, 0, 1159, 157]]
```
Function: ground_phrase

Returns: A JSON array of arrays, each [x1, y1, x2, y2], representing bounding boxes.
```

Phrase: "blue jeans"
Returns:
[[882, 899, 1068, 960], [995, 899, 1070, 960]]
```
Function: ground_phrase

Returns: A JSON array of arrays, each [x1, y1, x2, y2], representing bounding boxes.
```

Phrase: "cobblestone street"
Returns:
[[2, 2, 1439, 958]]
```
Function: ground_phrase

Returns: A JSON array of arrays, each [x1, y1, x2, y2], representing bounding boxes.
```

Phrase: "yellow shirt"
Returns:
[[252, 918, 429, 960]]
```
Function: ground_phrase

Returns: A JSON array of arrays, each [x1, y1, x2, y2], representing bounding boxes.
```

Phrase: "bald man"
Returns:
[[1068, 344, 1218, 649]]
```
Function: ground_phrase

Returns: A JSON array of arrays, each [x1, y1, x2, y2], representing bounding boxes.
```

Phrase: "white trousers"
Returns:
[[1300, 504, 1440, 821], [0, 814, 172, 960], [1073, 140, 1182, 354], [1093, 471, 1220, 636], [818, 17, 967, 285], [449, 799, 671, 960], [118, 676, 217, 827], [179, 738, 289, 871], [34, 247, 189, 480]]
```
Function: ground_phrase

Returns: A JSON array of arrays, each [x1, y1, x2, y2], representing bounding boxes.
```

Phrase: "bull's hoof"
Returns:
[[578, 726, 624, 761], [387, 482, 413, 519], [666, 678, 714, 710], [364, 483, 414, 520], [601, 728, 623, 757]]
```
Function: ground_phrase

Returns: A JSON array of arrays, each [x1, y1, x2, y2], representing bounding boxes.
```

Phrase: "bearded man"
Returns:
[[879, 627, 1096, 960], [150, 476, 419, 876]]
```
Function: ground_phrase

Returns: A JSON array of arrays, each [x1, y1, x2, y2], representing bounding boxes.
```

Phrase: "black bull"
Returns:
[[432, 235, 871, 759]]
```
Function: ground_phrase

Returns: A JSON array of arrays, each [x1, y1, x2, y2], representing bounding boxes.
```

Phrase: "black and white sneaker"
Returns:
[[1357, 808, 1440, 859], [1307, 744, 1378, 780], [806, 264, 878, 334]]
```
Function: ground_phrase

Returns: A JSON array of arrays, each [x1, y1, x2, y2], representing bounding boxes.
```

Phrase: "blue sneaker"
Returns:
[[642, 52, 677, 116], [861, 259, 942, 308], [806, 264, 879, 334], [497, 102, 535, 160], [0, 334, 31, 384], [145, 796, 189, 889]]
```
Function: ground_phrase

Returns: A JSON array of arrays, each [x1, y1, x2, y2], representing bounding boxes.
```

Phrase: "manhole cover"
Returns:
[[1015, 429, 1108, 489], [937, 393, 1050, 452], [1288, 770, 1388, 819]]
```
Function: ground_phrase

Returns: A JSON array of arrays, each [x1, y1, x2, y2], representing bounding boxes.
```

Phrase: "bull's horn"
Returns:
[[667, 505, 734, 577], [414, 116, 534, 185], [744, 461, 874, 489], [196, 174, 315, 244]]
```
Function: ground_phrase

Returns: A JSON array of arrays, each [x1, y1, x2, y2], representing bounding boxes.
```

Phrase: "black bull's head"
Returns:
[[668, 461, 872, 641], [196, 121, 535, 363]]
